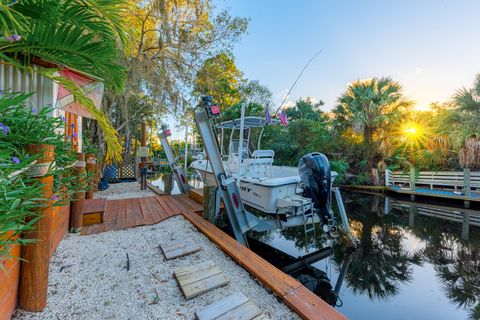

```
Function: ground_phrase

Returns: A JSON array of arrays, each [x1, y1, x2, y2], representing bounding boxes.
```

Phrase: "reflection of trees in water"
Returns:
[[411, 214, 480, 320], [335, 192, 422, 299]]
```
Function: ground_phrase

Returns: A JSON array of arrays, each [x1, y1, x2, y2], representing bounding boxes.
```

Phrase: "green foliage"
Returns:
[[330, 159, 349, 184], [0, 0, 130, 163], [0, 92, 89, 260], [0, 0, 128, 91], [194, 52, 244, 109], [334, 77, 413, 167]]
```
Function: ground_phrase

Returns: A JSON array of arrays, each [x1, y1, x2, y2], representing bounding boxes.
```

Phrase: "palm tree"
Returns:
[[0, 0, 129, 162], [334, 77, 412, 168], [442, 74, 480, 168]]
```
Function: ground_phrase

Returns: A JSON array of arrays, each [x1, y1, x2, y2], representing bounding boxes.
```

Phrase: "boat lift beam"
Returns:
[[332, 187, 354, 243], [194, 97, 258, 246], [158, 126, 190, 194]]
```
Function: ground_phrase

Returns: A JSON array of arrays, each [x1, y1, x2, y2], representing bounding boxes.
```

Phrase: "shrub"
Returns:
[[0, 92, 87, 260]]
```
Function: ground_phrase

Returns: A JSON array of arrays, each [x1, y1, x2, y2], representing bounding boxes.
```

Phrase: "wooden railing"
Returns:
[[385, 168, 480, 193]]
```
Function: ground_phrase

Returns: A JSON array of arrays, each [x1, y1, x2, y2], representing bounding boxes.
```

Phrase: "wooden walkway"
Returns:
[[80, 194, 346, 320], [81, 196, 181, 235]]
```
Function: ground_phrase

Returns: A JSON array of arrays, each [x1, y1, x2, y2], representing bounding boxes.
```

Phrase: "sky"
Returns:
[[213, 0, 480, 110], [170, 0, 480, 139]]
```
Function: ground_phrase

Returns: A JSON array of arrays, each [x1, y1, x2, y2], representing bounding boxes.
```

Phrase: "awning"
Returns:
[[55, 69, 104, 119]]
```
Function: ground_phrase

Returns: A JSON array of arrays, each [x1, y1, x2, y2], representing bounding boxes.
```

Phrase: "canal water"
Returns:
[[248, 191, 480, 320], [151, 173, 479, 319]]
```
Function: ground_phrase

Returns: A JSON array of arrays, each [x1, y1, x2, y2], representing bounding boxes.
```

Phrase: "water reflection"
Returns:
[[148, 172, 203, 194], [249, 191, 480, 320]]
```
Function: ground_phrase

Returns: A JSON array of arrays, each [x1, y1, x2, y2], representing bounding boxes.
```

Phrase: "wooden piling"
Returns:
[[463, 168, 471, 196], [85, 153, 96, 199], [409, 167, 416, 190], [140, 122, 147, 190], [203, 185, 217, 223], [70, 153, 86, 233], [162, 173, 173, 194], [18, 144, 54, 312]]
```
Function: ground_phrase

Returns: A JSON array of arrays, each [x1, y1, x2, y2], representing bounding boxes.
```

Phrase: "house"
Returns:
[[0, 59, 104, 151]]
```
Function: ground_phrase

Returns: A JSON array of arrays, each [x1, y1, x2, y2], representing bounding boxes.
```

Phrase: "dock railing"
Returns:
[[385, 168, 480, 193]]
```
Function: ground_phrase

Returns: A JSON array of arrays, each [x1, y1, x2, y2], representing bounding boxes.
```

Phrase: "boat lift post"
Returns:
[[158, 125, 190, 194], [194, 96, 259, 246], [332, 187, 354, 243]]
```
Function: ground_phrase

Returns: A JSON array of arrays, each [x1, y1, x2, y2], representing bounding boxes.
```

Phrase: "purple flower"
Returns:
[[51, 194, 59, 202], [70, 123, 75, 129], [72, 132, 78, 138], [32, 107, 38, 114], [11, 156, 20, 164], [66, 135, 70, 139], [61, 116, 66, 123], [5, 34, 21, 42], [0, 122, 9, 135]]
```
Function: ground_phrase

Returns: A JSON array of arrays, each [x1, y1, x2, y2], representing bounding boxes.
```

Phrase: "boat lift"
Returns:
[[194, 96, 259, 246], [158, 125, 190, 194]]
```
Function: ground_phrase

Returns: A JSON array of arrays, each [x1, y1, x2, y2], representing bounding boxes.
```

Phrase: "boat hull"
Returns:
[[191, 161, 301, 214]]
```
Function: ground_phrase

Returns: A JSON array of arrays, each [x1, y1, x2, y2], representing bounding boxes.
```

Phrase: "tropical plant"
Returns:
[[334, 77, 413, 169], [0, 0, 130, 162], [439, 74, 480, 168], [0, 92, 86, 260]]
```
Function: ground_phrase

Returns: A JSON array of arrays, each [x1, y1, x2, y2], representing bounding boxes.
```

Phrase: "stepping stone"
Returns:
[[195, 292, 267, 320], [160, 239, 202, 260], [174, 261, 229, 299]]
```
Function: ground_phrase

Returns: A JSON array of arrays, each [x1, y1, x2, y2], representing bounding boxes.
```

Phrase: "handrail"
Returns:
[[385, 169, 480, 191]]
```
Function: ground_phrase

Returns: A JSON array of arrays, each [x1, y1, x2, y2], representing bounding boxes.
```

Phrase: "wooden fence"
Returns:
[[385, 168, 480, 194]]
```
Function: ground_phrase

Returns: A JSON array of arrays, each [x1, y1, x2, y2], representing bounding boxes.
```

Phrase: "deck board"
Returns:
[[160, 239, 202, 260], [174, 261, 229, 299], [138, 197, 156, 225], [80, 196, 179, 235], [195, 292, 264, 320]]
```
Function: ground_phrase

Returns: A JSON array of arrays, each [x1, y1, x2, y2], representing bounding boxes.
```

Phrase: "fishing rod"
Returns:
[[273, 49, 323, 117]]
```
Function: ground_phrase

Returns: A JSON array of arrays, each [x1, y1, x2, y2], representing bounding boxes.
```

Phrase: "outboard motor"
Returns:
[[298, 153, 332, 224]]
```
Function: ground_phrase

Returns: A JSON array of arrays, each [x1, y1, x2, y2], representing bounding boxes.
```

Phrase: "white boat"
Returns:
[[190, 117, 338, 217]]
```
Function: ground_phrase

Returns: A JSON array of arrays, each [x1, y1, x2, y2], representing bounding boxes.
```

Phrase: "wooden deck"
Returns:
[[80, 194, 346, 320], [81, 196, 181, 235]]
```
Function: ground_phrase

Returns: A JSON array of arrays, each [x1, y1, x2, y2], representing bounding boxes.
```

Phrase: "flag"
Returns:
[[265, 108, 271, 125], [279, 109, 288, 127]]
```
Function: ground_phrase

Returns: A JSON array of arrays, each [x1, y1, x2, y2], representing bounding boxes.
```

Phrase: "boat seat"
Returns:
[[252, 150, 275, 164], [244, 150, 274, 177]]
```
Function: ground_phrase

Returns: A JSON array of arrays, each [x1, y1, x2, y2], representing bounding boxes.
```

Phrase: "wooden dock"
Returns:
[[81, 196, 181, 235], [81, 193, 346, 320], [385, 169, 480, 204]]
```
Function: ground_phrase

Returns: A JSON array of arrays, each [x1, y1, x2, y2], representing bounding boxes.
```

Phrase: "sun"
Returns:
[[399, 121, 428, 151]]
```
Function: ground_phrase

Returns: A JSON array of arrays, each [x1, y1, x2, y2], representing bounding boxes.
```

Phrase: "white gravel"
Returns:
[[94, 182, 156, 200], [14, 215, 300, 320]]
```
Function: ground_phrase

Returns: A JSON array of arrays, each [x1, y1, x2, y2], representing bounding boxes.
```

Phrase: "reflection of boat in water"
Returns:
[[248, 235, 354, 308]]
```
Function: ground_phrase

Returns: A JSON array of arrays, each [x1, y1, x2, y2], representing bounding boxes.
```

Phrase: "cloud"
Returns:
[[415, 66, 423, 75]]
